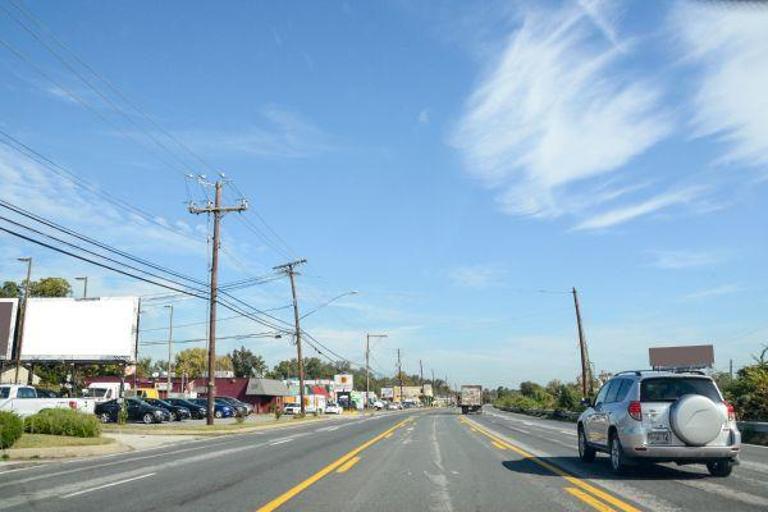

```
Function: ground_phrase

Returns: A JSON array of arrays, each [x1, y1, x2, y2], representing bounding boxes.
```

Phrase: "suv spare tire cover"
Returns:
[[669, 394, 725, 446]]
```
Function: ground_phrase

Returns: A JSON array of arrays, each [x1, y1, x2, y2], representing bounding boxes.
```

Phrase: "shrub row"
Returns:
[[24, 408, 101, 438], [0, 411, 24, 449]]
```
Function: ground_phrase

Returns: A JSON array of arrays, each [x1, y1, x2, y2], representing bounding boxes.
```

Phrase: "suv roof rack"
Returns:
[[613, 369, 708, 377]]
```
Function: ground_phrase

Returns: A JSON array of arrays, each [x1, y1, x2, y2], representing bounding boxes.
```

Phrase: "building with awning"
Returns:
[[245, 377, 291, 413]]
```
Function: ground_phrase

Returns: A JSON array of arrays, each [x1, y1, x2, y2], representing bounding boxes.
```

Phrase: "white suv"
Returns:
[[577, 371, 741, 476]]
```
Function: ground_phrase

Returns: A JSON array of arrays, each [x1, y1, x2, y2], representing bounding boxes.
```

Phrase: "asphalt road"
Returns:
[[2, 407, 767, 511]]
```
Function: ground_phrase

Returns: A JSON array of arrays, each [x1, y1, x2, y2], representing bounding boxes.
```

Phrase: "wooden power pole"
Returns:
[[572, 287, 593, 398], [397, 349, 403, 403], [188, 179, 247, 424], [274, 259, 307, 415]]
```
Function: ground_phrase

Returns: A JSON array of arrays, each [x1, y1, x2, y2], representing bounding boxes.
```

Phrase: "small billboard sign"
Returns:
[[381, 387, 394, 399], [649, 344, 714, 370], [0, 299, 18, 361], [334, 373, 353, 392]]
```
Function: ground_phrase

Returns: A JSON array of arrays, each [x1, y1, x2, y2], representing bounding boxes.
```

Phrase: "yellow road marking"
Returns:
[[491, 441, 507, 450], [565, 487, 617, 512], [459, 417, 640, 512], [470, 427, 478, 432], [384, 432, 393, 438], [336, 456, 360, 474], [255, 418, 411, 511]]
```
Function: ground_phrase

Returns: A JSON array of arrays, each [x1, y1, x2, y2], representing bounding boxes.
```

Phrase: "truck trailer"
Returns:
[[459, 384, 483, 415]]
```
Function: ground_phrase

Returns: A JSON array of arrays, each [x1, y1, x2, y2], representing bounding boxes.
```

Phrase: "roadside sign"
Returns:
[[649, 344, 714, 370]]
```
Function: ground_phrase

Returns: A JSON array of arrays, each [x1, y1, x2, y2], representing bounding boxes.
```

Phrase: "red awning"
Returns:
[[310, 385, 329, 396]]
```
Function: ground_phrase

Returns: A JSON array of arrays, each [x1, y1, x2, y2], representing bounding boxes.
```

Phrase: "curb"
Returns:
[[101, 415, 331, 436]]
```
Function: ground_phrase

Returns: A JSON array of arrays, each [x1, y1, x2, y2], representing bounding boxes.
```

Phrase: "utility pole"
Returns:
[[164, 304, 174, 397], [188, 179, 247, 424], [431, 369, 435, 406], [572, 287, 593, 398], [365, 334, 387, 411], [397, 350, 404, 403], [274, 259, 308, 415], [14, 257, 32, 384], [419, 359, 424, 404]]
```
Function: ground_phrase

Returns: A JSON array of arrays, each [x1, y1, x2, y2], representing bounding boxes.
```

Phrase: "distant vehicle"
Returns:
[[283, 403, 301, 415], [386, 402, 400, 411], [144, 398, 191, 421], [84, 382, 130, 400], [372, 400, 385, 410], [459, 385, 483, 415], [94, 398, 167, 424], [0, 384, 97, 417], [217, 396, 253, 416], [189, 398, 234, 418], [577, 371, 741, 476], [214, 397, 248, 417], [166, 398, 207, 419], [126, 388, 160, 400], [325, 402, 342, 415]]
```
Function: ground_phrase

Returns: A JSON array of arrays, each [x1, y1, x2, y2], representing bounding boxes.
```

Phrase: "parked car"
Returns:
[[166, 398, 207, 419], [372, 400, 385, 410], [190, 398, 235, 418], [325, 402, 342, 415], [0, 384, 97, 417], [94, 398, 168, 424], [386, 402, 400, 411], [577, 370, 741, 476], [217, 396, 253, 416], [143, 398, 191, 421], [283, 403, 301, 415]]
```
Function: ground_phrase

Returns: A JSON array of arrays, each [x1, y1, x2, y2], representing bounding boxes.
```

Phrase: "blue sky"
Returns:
[[1, 0, 767, 388]]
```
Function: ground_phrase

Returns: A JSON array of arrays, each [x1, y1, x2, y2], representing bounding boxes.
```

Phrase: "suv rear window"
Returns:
[[640, 377, 720, 402]]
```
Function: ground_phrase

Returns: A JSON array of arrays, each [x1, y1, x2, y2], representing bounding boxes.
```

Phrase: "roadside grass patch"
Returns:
[[25, 408, 102, 438], [12, 434, 114, 449]]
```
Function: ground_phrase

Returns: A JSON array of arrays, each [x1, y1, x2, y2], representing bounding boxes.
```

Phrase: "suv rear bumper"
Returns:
[[624, 430, 741, 462]]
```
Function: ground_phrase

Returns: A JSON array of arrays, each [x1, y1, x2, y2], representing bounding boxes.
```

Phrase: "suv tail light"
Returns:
[[628, 400, 642, 421], [724, 401, 736, 422]]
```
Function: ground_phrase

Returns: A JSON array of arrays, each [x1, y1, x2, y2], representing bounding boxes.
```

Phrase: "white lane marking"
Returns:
[[560, 430, 577, 436], [269, 439, 292, 446], [677, 480, 768, 507], [62, 473, 156, 499], [738, 459, 768, 475], [315, 426, 340, 432], [424, 416, 453, 512]]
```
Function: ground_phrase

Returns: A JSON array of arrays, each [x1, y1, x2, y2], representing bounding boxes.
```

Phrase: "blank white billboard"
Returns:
[[21, 297, 139, 362]]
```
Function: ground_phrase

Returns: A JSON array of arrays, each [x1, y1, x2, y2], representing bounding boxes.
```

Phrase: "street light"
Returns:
[[164, 305, 173, 397], [14, 257, 32, 384], [300, 291, 358, 320], [365, 333, 387, 412], [74, 276, 88, 299]]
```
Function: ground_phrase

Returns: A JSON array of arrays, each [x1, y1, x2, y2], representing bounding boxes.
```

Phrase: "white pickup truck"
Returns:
[[0, 384, 98, 417]]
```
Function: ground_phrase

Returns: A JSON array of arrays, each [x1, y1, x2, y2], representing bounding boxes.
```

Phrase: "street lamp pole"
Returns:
[[75, 276, 88, 299], [164, 305, 174, 397], [14, 257, 32, 384]]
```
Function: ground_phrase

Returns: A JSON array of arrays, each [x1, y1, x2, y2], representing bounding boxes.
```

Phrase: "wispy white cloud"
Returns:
[[648, 249, 721, 270], [418, 109, 430, 125], [448, 264, 505, 289], [573, 186, 704, 231], [670, 1, 768, 168], [452, 2, 671, 220], [682, 283, 742, 302], [185, 106, 333, 159]]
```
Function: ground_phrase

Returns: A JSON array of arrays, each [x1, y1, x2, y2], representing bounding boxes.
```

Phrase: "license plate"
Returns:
[[648, 431, 670, 444]]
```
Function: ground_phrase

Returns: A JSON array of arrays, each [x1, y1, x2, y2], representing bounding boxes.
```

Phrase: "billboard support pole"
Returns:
[[14, 257, 32, 384]]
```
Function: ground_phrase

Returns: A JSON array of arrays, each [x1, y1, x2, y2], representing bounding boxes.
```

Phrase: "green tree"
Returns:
[[0, 281, 20, 298], [136, 357, 153, 378], [29, 277, 71, 297], [231, 346, 268, 378], [175, 348, 208, 378]]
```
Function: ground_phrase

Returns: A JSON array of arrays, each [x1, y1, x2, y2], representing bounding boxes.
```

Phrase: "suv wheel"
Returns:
[[609, 431, 627, 475], [706, 460, 733, 477], [578, 426, 596, 463]]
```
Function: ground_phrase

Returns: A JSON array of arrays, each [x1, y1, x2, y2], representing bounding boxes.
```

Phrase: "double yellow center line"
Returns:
[[459, 416, 640, 512], [255, 417, 412, 511]]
